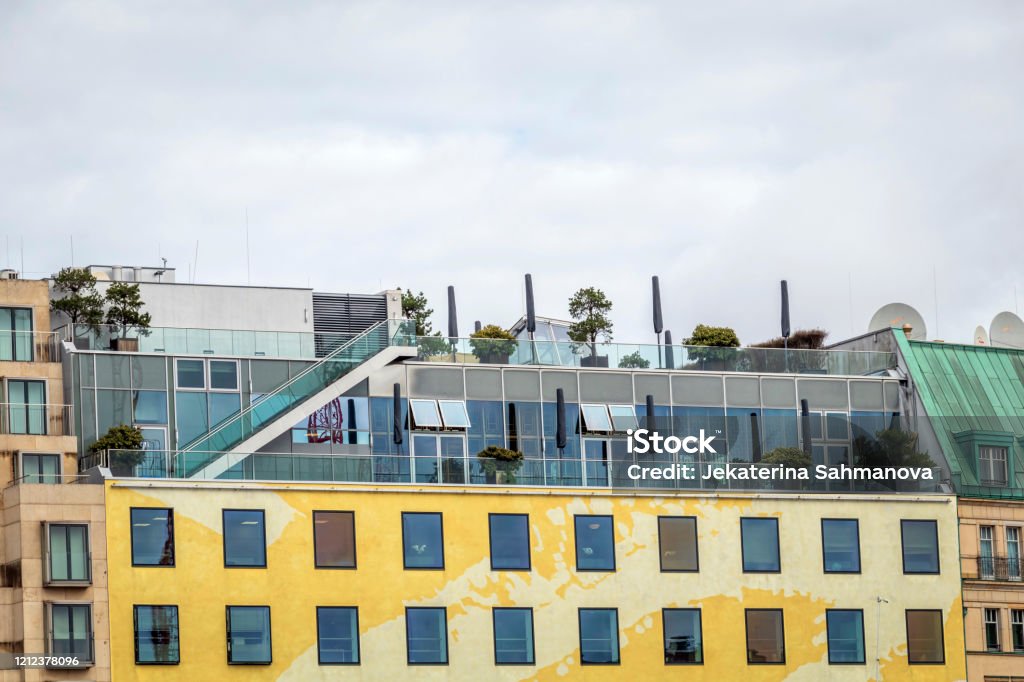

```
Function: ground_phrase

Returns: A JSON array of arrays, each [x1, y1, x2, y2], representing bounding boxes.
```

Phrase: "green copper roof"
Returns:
[[896, 328, 1024, 496]]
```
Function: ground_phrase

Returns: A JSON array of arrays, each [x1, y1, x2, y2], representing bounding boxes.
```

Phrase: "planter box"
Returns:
[[581, 355, 609, 368], [73, 337, 93, 350], [476, 352, 512, 365], [111, 337, 139, 352]]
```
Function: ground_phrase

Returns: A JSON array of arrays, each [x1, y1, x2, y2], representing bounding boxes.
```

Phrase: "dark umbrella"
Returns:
[[347, 398, 357, 445], [525, 274, 537, 336], [664, 330, 674, 370], [474, 320, 482, 333], [447, 285, 458, 341], [645, 394, 657, 433], [393, 383, 403, 446], [800, 398, 812, 456], [750, 412, 762, 462], [781, 280, 791, 371], [555, 388, 567, 450], [653, 276, 664, 366]]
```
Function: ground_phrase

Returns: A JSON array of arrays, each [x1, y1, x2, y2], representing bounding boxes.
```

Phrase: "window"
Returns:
[[6, 379, 46, 434], [313, 511, 356, 568], [226, 606, 272, 664], [489, 514, 530, 570], [1008, 527, 1021, 580], [209, 360, 239, 390], [175, 359, 205, 389], [608, 404, 638, 432], [131, 508, 174, 566], [578, 608, 619, 665], [663, 609, 702, 664], [410, 399, 442, 428], [47, 603, 93, 663], [493, 608, 535, 665], [901, 520, 939, 574], [317, 607, 359, 664], [979, 446, 1009, 486], [821, 519, 860, 573], [1012, 609, 1024, 652], [575, 515, 615, 571], [741, 517, 780, 573], [438, 400, 471, 429], [20, 452, 60, 483], [658, 516, 699, 572], [745, 609, 785, 664], [134, 605, 179, 664], [580, 404, 612, 432], [402, 512, 444, 569], [0, 307, 33, 361], [980, 525, 995, 578], [45, 523, 90, 584], [406, 607, 448, 665], [223, 510, 267, 568], [826, 610, 865, 664], [985, 608, 1001, 651], [906, 610, 944, 664]]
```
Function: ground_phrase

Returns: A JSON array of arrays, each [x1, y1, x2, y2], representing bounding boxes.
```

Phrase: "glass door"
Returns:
[[138, 426, 169, 477], [7, 379, 46, 435], [1008, 527, 1021, 580], [980, 526, 995, 579], [412, 434, 466, 484]]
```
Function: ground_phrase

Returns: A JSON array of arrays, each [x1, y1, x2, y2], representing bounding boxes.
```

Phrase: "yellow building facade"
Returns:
[[104, 479, 967, 681]]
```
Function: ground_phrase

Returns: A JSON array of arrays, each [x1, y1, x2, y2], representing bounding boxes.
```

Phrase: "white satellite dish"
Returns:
[[868, 303, 927, 340], [974, 326, 989, 345], [990, 311, 1024, 349]]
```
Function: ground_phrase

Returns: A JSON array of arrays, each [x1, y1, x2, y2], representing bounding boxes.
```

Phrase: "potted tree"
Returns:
[[50, 267, 104, 349], [477, 445, 524, 484], [89, 424, 145, 476], [568, 287, 613, 367], [401, 288, 453, 360], [762, 446, 813, 491], [683, 324, 740, 371], [469, 324, 518, 364], [104, 282, 152, 351], [618, 351, 650, 369]]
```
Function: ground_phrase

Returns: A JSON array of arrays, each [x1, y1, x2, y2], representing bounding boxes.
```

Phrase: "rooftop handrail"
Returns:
[[0, 402, 75, 436]]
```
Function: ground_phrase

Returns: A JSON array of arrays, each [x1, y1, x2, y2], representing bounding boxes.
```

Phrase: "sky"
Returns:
[[2, 1, 1023, 345]]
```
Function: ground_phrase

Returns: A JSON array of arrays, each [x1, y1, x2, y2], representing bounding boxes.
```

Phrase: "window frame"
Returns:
[[658, 516, 699, 573], [222, 509, 268, 569], [312, 510, 357, 570], [574, 514, 616, 572], [744, 608, 786, 665], [825, 609, 866, 665], [820, 518, 861, 574], [401, 512, 445, 570], [608, 404, 638, 432], [437, 399, 471, 429], [174, 358, 206, 390], [1012, 608, 1024, 652], [316, 606, 360, 666], [905, 609, 945, 665], [42, 522, 91, 586], [740, 517, 781, 574], [900, 519, 940, 575], [979, 445, 1009, 486], [580, 403, 613, 433], [0, 305, 34, 362], [409, 399, 443, 429], [985, 607, 1001, 652], [225, 605, 273, 665], [17, 450, 62, 484], [45, 601, 94, 666], [488, 513, 531, 572], [208, 359, 240, 392], [4, 377, 49, 435], [492, 607, 536, 666], [133, 604, 180, 665], [130, 507, 175, 567], [662, 608, 703, 666], [577, 607, 620, 666], [405, 606, 449, 666]]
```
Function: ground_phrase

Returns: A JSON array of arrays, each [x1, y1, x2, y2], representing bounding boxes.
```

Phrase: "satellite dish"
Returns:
[[974, 326, 989, 345], [990, 311, 1024, 349], [868, 303, 927, 340]]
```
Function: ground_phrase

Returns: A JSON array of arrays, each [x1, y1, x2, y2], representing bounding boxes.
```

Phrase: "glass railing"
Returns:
[[179, 319, 416, 459], [0, 403, 75, 436], [413, 337, 896, 375]]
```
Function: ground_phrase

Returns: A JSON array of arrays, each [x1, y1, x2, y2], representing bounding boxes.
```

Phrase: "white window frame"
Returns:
[[1007, 526, 1022, 581], [980, 525, 995, 579], [42, 521, 92, 586], [985, 607, 1001, 651], [608, 404, 638, 433], [410, 399, 443, 429], [437, 400, 471, 430], [979, 446, 1009, 486], [44, 601, 94, 666], [208, 359, 241, 392], [1012, 609, 1024, 652], [174, 358, 207, 391], [580, 404, 613, 433]]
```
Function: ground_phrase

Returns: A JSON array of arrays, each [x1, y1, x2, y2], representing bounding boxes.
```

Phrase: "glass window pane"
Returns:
[[822, 519, 860, 573], [901, 520, 939, 574], [608, 404, 638, 432], [827, 610, 865, 664], [663, 609, 702, 664], [317, 607, 359, 664], [210, 360, 239, 390], [410, 400, 442, 428], [49, 526, 69, 581], [227, 606, 272, 664], [659, 517, 698, 571], [175, 392, 208, 445], [906, 610, 944, 663], [581, 404, 612, 432], [176, 359, 205, 389], [132, 508, 175, 566], [131, 356, 167, 389], [402, 513, 444, 569], [135, 605, 180, 664], [438, 400, 471, 428], [575, 515, 615, 571], [579, 609, 619, 664], [741, 518, 780, 572], [406, 608, 447, 664], [209, 392, 241, 428], [68, 525, 88, 580], [489, 514, 530, 570], [133, 390, 168, 425], [493, 608, 534, 664], [223, 510, 266, 567], [313, 511, 356, 568], [95, 353, 131, 388], [746, 610, 785, 664]]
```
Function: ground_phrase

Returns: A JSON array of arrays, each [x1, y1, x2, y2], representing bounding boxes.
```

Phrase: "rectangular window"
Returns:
[[608, 404, 638, 432], [313, 511, 356, 568], [223, 510, 267, 568], [7, 379, 46, 434], [578, 608, 619, 665], [45, 523, 90, 584], [47, 603, 93, 663], [905, 610, 944, 664], [209, 360, 239, 390], [20, 452, 61, 484], [1007, 527, 1021, 580], [1012, 609, 1024, 652], [979, 446, 1009, 486], [985, 608, 1001, 651], [745, 609, 785, 664], [489, 514, 530, 570], [134, 605, 180, 664], [659, 516, 699, 572], [821, 519, 860, 573], [826, 610, 865, 664], [175, 359, 205, 389], [402, 512, 444, 569], [575, 515, 615, 571], [901, 520, 940, 574], [131, 508, 174, 566], [410, 399, 442, 428], [493, 608, 535, 665], [0, 307, 33, 361], [438, 400, 471, 429], [580, 404, 612, 432], [980, 525, 995, 578], [406, 607, 448, 665], [663, 609, 702, 664], [226, 606, 272, 664], [741, 517, 780, 573], [316, 607, 359, 664]]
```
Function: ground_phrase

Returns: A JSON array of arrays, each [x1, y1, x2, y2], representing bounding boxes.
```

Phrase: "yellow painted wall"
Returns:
[[105, 481, 966, 681]]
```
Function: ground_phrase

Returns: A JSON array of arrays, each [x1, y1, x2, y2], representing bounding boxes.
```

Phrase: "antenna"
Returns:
[[245, 208, 251, 286], [70, 235, 74, 266], [193, 241, 200, 283], [933, 266, 939, 339]]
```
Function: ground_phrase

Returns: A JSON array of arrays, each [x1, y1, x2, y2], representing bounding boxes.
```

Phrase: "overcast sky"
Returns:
[[2, 1, 1022, 344]]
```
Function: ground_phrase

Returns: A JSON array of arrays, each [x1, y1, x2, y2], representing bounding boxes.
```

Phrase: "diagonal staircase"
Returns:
[[181, 319, 415, 478]]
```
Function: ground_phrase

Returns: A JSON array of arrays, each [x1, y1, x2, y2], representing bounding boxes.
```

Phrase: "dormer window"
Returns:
[[980, 446, 1009, 486]]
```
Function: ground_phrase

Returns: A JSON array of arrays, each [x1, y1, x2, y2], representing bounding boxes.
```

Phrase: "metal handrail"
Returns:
[[0, 402, 75, 436]]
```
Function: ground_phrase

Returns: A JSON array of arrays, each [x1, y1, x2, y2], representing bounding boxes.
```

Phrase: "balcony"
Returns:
[[0, 403, 75, 436], [970, 556, 1024, 582], [0, 330, 60, 362]]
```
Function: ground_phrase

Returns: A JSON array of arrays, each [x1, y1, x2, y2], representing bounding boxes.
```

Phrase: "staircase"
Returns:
[[181, 319, 415, 478]]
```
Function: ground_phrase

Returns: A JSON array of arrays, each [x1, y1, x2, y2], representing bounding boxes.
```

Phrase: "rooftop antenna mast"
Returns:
[[245, 208, 251, 286]]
